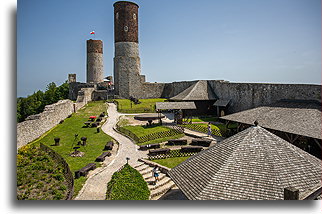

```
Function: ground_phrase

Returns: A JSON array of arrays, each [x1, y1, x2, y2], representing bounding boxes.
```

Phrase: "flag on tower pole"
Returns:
[[90, 31, 95, 35]]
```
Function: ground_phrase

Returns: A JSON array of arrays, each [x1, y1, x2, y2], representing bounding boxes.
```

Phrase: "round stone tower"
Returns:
[[113, 1, 142, 98], [87, 39, 104, 83]]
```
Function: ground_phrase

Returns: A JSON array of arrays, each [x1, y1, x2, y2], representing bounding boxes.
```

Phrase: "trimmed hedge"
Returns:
[[106, 164, 150, 200]]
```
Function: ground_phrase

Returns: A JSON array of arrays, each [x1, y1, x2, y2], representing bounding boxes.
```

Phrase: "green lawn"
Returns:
[[28, 101, 113, 198], [195, 123, 225, 132], [151, 156, 190, 168], [106, 164, 150, 200], [122, 124, 171, 137], [138, 134, 185, 146], [195, 123, 238, 132], [114, 98, 166, 113], [191, 117, 218, 122], [121, 125, 184, 145]]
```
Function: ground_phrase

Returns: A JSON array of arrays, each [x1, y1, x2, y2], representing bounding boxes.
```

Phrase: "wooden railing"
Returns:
[[180, 124, 224, 137], [39, 143, 74, 200], [147, 149, 199, 160]]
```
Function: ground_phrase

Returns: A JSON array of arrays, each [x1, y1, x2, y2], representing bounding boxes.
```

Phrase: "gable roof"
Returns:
[[170, 80, 218, 101], [156, 102, 197, 110], [220, 100, 322, 140], [168, 126, 322, 200]]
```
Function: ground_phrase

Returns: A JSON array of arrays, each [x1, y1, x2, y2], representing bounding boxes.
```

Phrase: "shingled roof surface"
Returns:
[[156, 102, 197, 110], [170, 80, 218, 101], [168, 126, 322, 200], [220, 100, 322, 140]]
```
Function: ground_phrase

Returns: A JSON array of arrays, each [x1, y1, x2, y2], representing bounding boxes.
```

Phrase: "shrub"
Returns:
[[106, 164, 150, 200]]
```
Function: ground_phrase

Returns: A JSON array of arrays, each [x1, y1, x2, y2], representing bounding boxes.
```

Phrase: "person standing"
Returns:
[[207, 122, 212, 137], [152, 166, 159, 183]]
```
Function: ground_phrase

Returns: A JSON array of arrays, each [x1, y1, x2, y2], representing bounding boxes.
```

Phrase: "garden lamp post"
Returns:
[[126, 157, 130, 164]]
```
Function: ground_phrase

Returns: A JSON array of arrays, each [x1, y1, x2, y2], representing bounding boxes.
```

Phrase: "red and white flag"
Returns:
[[90, 31, 95, 35]]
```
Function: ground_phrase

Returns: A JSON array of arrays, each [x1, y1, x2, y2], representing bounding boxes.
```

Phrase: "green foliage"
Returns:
[[17, 144, 68, 200], [106, 164, 150, 200], [17, 81, 70, 122]]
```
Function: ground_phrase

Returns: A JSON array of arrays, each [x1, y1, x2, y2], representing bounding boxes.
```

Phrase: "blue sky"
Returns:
[[17, 0, 321, 97]]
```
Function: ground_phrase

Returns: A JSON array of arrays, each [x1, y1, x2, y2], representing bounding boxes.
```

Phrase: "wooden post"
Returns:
[[284, 187, 299, 200]]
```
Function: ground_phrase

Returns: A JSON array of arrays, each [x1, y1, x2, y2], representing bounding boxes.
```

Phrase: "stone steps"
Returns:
[[134, 162, 177, 200], [150, 180, 176, 200]]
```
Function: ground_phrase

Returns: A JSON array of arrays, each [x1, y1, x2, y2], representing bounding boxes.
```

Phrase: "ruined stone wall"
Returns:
[[69, 82, 96, 101], [17, 100, 74, 149], [156, 80, 321, 114], [208, 81, 321, 113], [92, 90, 108, 100], [74, 88, 95, 110]]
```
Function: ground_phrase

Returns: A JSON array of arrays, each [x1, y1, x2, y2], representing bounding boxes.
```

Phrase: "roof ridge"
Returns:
[[184, 80, 201, 100]]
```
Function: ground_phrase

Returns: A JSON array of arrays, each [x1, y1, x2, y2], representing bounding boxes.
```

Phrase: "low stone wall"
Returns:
[[17, 100, 74, 149]]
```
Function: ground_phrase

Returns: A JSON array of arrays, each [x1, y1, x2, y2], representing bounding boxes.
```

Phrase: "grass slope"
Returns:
[[17, 144, 68, 200], [106, 164, 150, 200], [30, 101, 113, 198]]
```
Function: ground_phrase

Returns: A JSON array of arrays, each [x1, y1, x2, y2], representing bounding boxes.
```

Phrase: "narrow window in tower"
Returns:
[[116, 12, 119, 20], [124, 26, 128, 32], [133, 13, 136, 20]]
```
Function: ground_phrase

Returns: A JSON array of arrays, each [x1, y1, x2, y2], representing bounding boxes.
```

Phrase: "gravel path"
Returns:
[[75, 103, 146, 200]]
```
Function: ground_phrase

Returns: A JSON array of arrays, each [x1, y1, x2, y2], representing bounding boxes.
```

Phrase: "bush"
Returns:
[[106, 164, 150, 200]]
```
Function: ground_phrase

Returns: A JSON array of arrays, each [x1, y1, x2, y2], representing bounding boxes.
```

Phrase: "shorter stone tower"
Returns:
[[87, 39, 104, 83]]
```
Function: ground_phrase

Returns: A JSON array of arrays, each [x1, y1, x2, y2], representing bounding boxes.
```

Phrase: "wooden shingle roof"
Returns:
[[156, 102, 197, 110], [220, 100, 322, 140], [168, 126, 322, 200], [170, 80, 218, 101]]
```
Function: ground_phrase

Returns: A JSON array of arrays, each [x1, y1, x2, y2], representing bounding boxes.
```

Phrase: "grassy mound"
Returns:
[[17, 144, 68, 200], [106, 164, 150, 200]]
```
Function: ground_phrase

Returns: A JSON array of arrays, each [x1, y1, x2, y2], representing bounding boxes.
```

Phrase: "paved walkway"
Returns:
[[75, 103, 146, 200]]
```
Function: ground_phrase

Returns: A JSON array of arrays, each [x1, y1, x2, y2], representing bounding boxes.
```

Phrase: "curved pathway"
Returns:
[[75, 103, 146, 200]]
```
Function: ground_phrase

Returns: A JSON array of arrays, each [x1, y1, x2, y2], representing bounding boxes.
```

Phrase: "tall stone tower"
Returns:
[[113, 1, 143, 98], [87, 39, 104, 83]]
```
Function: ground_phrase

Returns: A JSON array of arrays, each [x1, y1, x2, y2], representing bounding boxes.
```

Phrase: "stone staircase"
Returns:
[[134, 162, 176, 200]]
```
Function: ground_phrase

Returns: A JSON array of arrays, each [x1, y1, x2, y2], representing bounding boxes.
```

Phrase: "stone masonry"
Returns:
[[87, 39, 104, 83], [17, 100, 74, 149]]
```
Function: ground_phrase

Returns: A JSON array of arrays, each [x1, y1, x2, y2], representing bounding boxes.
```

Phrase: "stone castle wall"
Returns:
[[208, 81, 321, 113], [159, 80, 321, 113], [17, 100, 74, 149], [18, 87, 95, 149]]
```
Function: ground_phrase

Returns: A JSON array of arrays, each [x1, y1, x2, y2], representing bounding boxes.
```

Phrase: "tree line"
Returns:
[[17, 82, 69, 123]]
